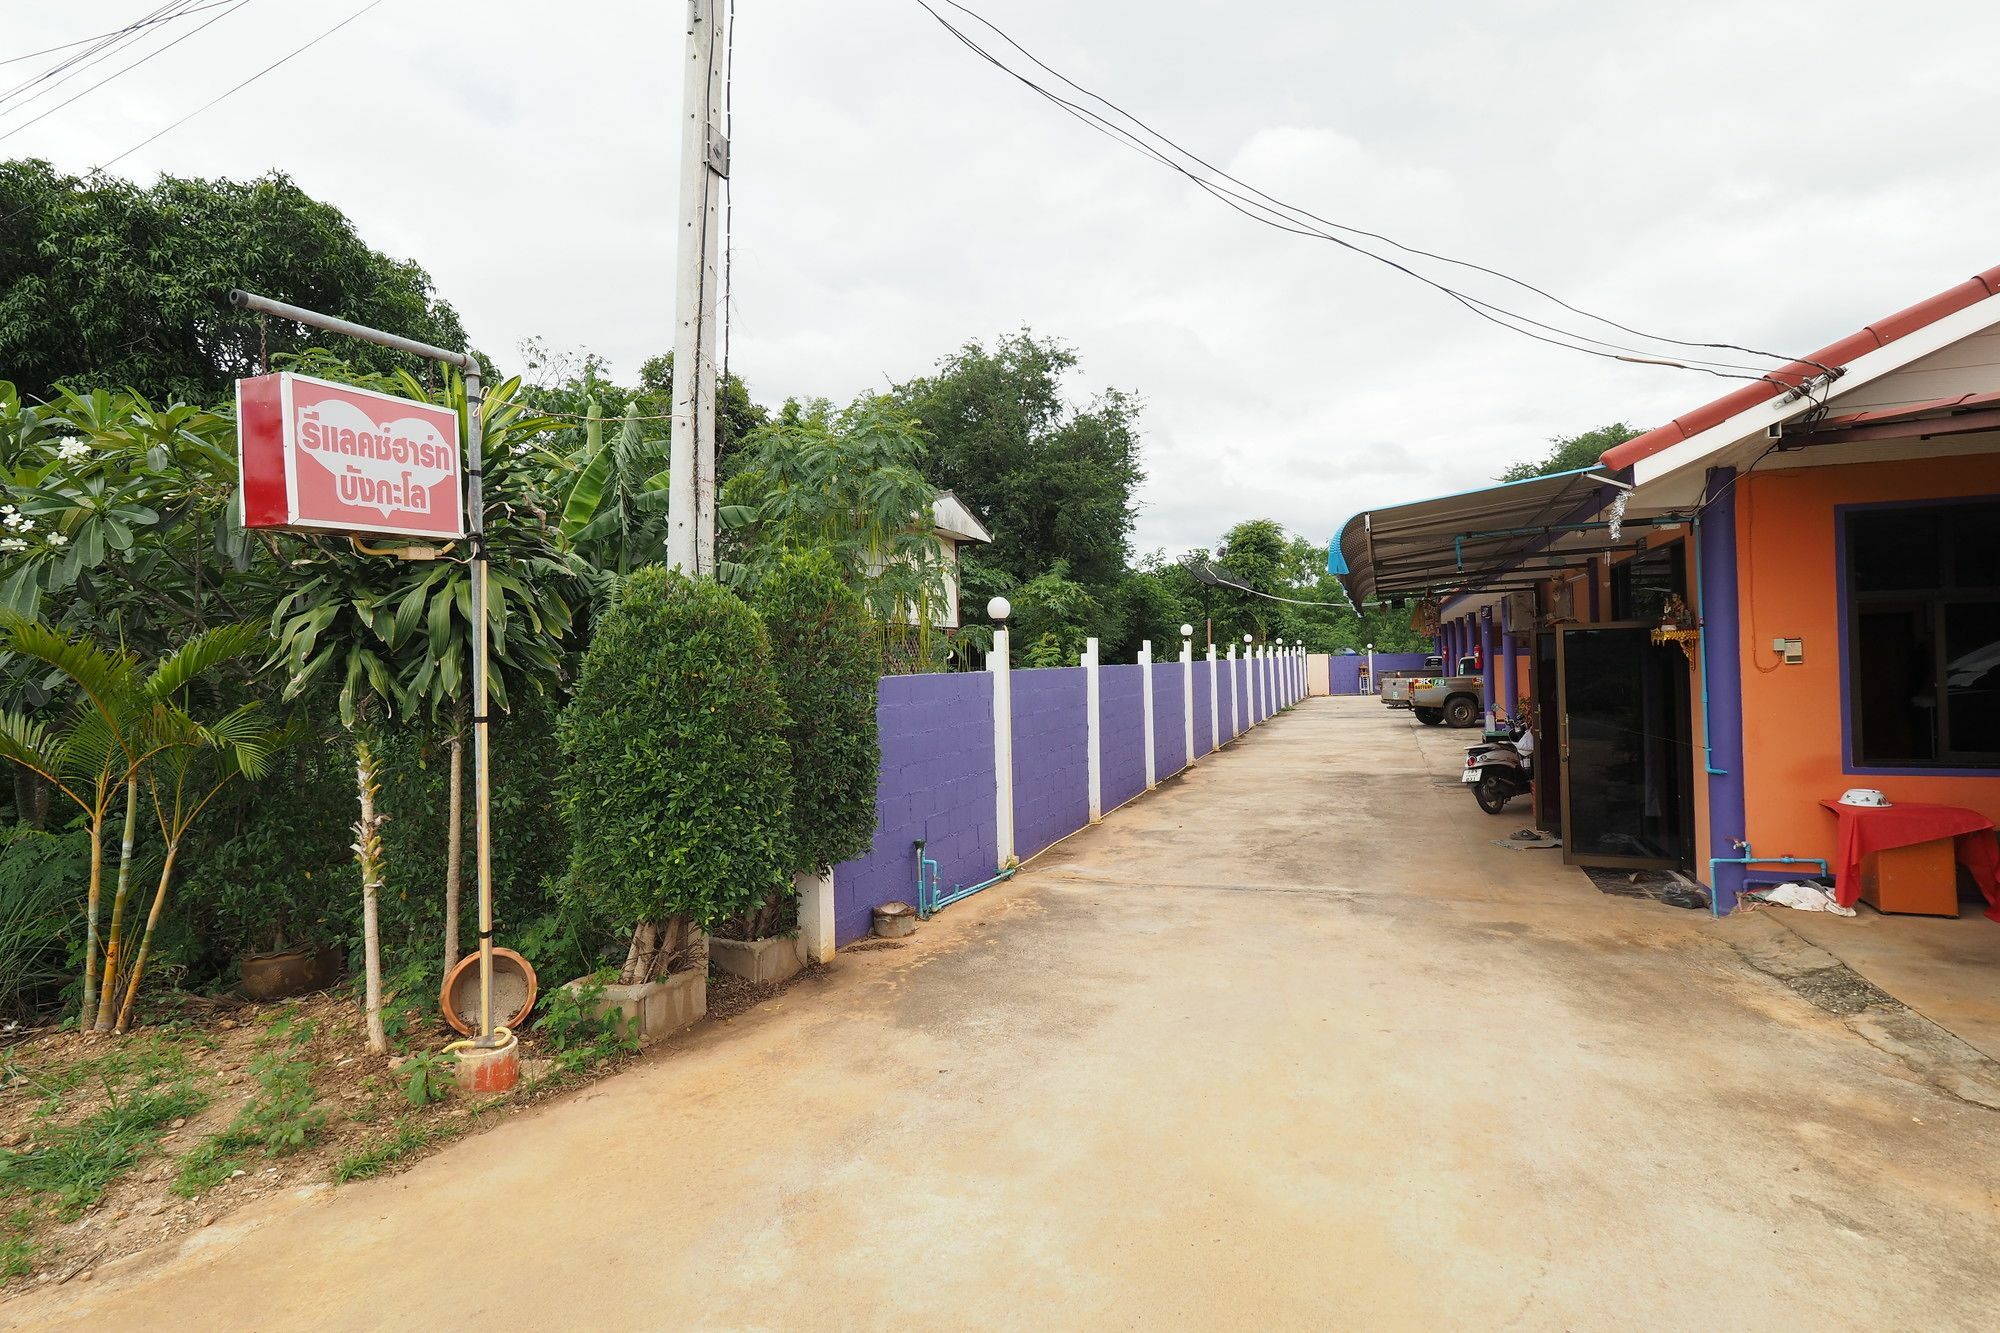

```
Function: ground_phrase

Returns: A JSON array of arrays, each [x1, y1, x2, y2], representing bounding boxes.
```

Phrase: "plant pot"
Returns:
[[440, 947, 539, 1036], [571, 969, 706, 1046], [240, 944, 343, 1002], [709, 934, 805, 985]]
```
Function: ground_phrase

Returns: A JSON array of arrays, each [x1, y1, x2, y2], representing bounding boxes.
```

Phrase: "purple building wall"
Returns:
[[1010, 667, 1091, 859], [1152, 661, 1187, 776], [831, 672, 997, 946], [1100, 663, 1147, 812], [1327, 652, 1432, 695], [1193, 660, 1214, 756]]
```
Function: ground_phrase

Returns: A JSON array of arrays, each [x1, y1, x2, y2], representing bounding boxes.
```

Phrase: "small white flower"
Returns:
[[55, 438, 89, 460], [44, 532, 67, 548], [2, 512, 28, 531], [0, 538, 24, 553]]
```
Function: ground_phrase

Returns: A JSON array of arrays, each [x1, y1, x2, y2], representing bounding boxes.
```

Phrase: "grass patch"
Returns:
[[0, 1080, 207, 1218], [172, 1017, 329, 1198], [3, 1035, 194, 1108], [1, 1209, 36, 1281], [331, 1117, 462, 1185]]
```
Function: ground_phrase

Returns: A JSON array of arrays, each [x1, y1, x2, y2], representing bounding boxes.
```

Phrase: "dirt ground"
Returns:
[[8, 697, 2000, 1330]]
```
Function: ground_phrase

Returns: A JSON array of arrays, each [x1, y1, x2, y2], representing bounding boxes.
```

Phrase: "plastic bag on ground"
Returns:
[[1752, 881, 1857, 917]]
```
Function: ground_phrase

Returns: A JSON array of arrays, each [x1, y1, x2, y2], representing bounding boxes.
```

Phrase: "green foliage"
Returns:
[[0, 163, 470, 406], [534, 973, 640, 1076], [890, 331, 1143, 589], [1010, 562, 1102, 664], [0, 828, 85, 1020], [0, 1210, 33, 1280], [331, 1115, 462, 1185], [171, 1016, 327, 1196], [720, 398, 945, 624], [754, 550, 882, 875], [398, 1051, 457, 1108], [0, 1080, 206, 1218], [1496, 423, 1645, 483], [557, 570, 794, 937]]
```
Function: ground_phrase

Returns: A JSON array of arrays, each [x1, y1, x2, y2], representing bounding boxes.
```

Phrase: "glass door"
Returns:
[[1556, 624, 1692, 870]]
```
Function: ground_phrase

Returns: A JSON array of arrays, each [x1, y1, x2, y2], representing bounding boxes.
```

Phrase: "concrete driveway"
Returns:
[[12, 697, 2000, 1330]]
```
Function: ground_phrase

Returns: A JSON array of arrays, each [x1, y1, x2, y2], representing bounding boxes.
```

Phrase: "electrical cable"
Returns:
[[0, 1, 253, 146], [915, 1, 1836, 383], [0, 2, 195, 110], [0, 2, 238, 68], [1192, 561, 1349, 608], [96, 0, 389, 173]]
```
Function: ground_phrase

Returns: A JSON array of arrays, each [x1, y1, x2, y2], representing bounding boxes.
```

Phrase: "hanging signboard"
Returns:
[[236, 372, 465, 539]]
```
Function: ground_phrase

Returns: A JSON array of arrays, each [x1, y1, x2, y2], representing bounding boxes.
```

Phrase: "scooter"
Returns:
[[1462, 724, 1533, 814]]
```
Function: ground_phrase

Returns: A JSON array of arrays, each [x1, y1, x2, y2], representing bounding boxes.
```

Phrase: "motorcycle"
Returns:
[[1462, 724, 1533, 814]]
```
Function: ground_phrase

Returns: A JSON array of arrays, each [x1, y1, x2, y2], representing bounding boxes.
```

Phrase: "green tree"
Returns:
[[0, 163, 470, 404], [557, 569, 794, 983], [1496, 423, 1645, 483], [890, 331, 1143, 591], [753, 551, 882, 934]]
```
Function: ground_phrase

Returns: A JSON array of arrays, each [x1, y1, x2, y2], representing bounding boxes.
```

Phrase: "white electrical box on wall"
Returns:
[[1772, 637, 1804, 665]]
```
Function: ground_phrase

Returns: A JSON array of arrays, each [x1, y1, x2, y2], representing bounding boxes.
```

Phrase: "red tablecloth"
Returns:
[[1818, 800, 2000, 922]]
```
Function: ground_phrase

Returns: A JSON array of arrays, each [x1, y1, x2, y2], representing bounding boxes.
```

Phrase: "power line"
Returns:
[[0, 1, 237, 68], [914, 1, 1834, 384], [0, 1, 253, 146], [98, 0, 391, 173], [0, 3, 196, 110]]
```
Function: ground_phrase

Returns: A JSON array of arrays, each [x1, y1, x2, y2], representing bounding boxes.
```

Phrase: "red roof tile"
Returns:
[[1598, 264, 2000, 471]]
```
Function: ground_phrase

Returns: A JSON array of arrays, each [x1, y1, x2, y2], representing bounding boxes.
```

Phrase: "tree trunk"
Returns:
[[81, 808, 105, 1030], [113, 842, 182, 1034], [95, 777, 141, 1031], [354, 739, 388, 1054], [443, 709, 465, 975]]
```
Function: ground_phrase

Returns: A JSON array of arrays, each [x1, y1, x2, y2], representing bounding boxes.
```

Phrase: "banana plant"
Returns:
[[556, 401, 672, 575]]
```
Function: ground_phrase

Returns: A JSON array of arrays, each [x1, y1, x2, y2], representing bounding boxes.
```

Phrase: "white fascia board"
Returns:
[[1631, 294, 2000, 490]]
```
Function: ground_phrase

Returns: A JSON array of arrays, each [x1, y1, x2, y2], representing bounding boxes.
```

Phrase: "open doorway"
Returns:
[[1555, 624, 1695, 872]]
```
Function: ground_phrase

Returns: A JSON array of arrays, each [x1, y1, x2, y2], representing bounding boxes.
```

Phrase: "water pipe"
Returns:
[[1691, 514, 1725, 778], [1706, 841, 1831, 918], [914, 838, 1016, 919]]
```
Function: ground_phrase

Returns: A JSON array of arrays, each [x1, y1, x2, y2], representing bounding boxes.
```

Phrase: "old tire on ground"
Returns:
[[1474, 773, 1513, 814], [1414, 707, 1445, 726], [1444, 695, 1480, 728]]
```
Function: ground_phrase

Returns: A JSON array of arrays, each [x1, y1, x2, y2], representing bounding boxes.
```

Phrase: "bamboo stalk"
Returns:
[[112, 843, 181, 1034]]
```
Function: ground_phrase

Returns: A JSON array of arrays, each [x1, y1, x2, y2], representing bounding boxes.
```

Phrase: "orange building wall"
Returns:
[[1734, 455, 2000, 867]]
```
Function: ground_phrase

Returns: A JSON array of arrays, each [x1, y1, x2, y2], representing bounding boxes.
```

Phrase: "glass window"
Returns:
[[1846, 500, 2000, 769]]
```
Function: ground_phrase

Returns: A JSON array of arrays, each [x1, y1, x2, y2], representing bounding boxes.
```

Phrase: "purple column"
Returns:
[[1480, 611, 1497, 721], [1500, 624, 1518, 725], [1700, 466, 1747, 914]]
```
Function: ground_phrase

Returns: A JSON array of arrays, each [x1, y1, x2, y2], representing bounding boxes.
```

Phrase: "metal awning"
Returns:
[[1329, 467, 1632, 607]]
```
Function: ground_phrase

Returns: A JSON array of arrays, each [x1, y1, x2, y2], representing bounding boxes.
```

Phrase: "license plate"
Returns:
[[1461, 768, 1482, 783]]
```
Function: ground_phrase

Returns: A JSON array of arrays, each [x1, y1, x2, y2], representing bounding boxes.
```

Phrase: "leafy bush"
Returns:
[[754, 549, 882, 876], [535, 973, 640, 1076], [398, 1051, 456, 1108], [557, 570, 794, 980], [0, 828, 86, 1022]]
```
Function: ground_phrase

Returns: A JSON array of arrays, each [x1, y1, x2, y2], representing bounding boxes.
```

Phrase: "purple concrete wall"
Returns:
[[1328, 652, 1431, 695], [1193, 660, 1214, 756], [1152, 661, 1187, 775], [1218, 660, 1239, 743], [1011, 667, 1090, 859], [1101, 663, 1147, 811], [832, 672, 996, 946]]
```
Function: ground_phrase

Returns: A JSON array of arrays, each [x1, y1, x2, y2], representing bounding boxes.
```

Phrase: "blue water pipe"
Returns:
[[914, 838, 1016, 919], [1706, 841, 1831, 915]]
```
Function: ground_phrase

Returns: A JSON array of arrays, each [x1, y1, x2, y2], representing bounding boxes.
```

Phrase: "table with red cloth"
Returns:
[[1817, 800, 2000, 922]]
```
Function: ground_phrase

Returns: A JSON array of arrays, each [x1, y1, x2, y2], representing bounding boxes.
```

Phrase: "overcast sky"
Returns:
[[8, 1, 1999, 556]]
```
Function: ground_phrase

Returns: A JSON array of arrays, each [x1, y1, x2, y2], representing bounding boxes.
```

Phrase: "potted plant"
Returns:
[[555, 568, 794, 1042], [714, 551, 883, 983]]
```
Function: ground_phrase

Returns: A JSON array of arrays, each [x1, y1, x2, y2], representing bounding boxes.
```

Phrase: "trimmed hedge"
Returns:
[[755, 550, 884, 873], [556, 569, 794, 934]]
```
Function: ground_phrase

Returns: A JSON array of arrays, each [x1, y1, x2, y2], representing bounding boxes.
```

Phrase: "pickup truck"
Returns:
[[1378, 656, 1444, 710], [1405, 657, 1485, 728]]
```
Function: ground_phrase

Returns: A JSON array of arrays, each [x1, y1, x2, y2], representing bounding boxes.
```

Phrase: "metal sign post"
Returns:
[[228, 289, 505, 1050]]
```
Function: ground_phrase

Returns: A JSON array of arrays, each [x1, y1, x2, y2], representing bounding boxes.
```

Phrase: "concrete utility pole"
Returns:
[[666, 0, 727, 573]]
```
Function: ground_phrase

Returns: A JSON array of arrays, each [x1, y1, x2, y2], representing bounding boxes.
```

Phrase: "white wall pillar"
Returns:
[[1139, 639, 1157, 789], [990, 625, 1015, 867], [1253, 646, 1264, 723], [1205, 644, 1219, 754], [798, 868, 835, 964], [1083, 636, 1102, 822], [1180, 636, 1196, 765]]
